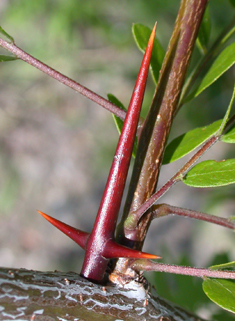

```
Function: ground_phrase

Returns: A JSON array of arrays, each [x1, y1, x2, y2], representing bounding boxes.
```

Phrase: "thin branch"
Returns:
[[152, 203, 235, 230], [0, 37, 127, 121], [131, 260, 235, 279], [124, 135, 217, 230]]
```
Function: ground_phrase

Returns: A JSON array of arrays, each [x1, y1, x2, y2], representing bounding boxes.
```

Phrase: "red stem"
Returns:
[[152, 204, 235, 230], [80, 24, 157, 282], [131, 260, 235, 279]]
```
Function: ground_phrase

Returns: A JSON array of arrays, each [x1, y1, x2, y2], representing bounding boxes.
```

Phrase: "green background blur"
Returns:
[[0, 1, 235, 319]]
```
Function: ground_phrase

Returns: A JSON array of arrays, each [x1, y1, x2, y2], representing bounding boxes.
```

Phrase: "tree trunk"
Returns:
[[0, 267, 206, 321]]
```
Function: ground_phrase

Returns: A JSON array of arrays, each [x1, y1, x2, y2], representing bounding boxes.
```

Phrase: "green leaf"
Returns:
[[164, 80, 235, 164], [0, 26, 14, 43], [196, 6, 211, 54], [0, 55, 17, 62], [203, 278, 235, 314], [132, 23, 165, 84], [183, 159, 235, 187], [219, 84, 235, 135], [163, 120, 222, 164], [194, 42, 235, 98], [210, 261, 235, 271], [108, 93, 137, 158], [222, 123, 235, 143]]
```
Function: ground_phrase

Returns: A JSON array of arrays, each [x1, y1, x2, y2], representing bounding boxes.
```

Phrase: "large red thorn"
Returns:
[[80, 23, 158, 281], [103, 239, 160, 260], [37, 210, 89, 250], [38, 24, 158, 283], [38, 210, 160, 260]]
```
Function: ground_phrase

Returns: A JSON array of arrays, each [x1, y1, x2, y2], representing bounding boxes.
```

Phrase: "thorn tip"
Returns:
[[37, 210, 89, 250]]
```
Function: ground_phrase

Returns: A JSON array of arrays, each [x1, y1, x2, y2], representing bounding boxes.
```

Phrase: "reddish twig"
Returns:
[[131, 260, 235, 279], [0, 37, 127, 121], [124, 135, 217, 231], [152, 203, 235, 230]]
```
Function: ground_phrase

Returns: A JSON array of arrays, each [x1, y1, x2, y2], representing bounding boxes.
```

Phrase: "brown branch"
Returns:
[[0, 267, 206, 321], [116, 0, 209, 252], [0, 37, 127, 121]]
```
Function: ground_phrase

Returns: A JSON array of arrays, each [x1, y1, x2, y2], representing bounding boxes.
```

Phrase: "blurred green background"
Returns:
[[0, 1, 235, 319]]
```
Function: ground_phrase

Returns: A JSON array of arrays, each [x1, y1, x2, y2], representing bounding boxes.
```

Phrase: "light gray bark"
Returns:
[[0, 267, 206, 321]]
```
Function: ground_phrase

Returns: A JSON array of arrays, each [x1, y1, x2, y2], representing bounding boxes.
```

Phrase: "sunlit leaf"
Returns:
[[163, 120, 222, 164], [183, 159, 235, 187], [203, 278, 235, 314], [0, 55, 17, 62], [166, 85, 235, 163], [196, 6, 211, 53], [132, 23, 165, 84], [108, 93, 137, 158], [193, 42, 235, 98], [0, 26, 14, 43]]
